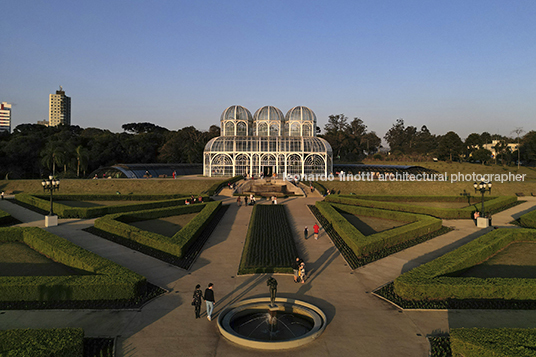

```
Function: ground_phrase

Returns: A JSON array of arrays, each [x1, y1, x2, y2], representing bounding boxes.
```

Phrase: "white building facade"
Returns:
[[204, 105, 333, 177], [49, 86, 71, 126], [0, 102, 11, 133]]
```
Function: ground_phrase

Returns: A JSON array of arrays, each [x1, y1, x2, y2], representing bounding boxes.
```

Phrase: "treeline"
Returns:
[[1, 118, 534, 179], [322, 115, 536, 165], [0, 123, 220, 179]]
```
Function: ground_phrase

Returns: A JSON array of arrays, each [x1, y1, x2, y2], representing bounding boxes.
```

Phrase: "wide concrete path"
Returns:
[[1, 196, 536, 356]]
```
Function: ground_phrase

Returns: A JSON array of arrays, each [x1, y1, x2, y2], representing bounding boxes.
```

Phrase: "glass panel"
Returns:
[[290, 123, 300, 136], [237, 121, 247, 136]]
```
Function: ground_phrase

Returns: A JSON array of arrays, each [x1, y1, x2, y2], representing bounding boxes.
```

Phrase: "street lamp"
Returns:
[[473, 181, 492, 217], [42, 175, 60, 218]]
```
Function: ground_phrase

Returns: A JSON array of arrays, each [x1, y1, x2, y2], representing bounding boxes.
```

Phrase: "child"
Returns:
[[299, 262, 306, 283]]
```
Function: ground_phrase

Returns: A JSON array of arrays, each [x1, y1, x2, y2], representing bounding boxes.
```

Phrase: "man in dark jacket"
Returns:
[[204, 283, 215, 321]]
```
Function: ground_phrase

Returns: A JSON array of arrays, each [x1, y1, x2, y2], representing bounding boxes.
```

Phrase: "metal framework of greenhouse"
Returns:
[[203, 105, 333, 177]]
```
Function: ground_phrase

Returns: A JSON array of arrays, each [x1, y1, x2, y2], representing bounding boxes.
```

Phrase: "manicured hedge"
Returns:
[[520, 209, 536, 229], [451, 328, 536, 357], [324, 194, 517, 219], [0, 328, 84, 357], [94, 201, 222, 259], [238, 205, 298, 274], [0, 209, 15, 226], [205, 176, 243, 196], [0, 227, 146, 302], [15, 193, 208, 218], [394, 228, 536, 301], [315, 201, 442, 258]]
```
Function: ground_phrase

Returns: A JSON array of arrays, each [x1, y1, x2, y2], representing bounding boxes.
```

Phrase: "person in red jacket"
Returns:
[[313, 223, 320, 240]]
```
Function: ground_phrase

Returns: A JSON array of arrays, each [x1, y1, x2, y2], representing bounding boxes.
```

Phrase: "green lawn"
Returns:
[[455, 242, 536, 279], [0, 178, 221, 195], [340, 213, 407, 236], [128, 213, 199, 238], [56, 200, 153, 208]]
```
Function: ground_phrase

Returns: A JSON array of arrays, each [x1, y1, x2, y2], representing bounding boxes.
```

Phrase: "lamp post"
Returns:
[[42, 175, 60, 226], [474, 181, 492, 227]]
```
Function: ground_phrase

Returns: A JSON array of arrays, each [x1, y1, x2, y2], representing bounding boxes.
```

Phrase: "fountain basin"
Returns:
[[217, 297, 326, 350]]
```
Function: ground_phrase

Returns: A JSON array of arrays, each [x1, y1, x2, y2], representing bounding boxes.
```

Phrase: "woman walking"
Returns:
[[192, 284, 203, 319]]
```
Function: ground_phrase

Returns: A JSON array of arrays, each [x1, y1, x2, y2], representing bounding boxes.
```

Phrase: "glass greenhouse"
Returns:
[[204, 105, 333, 177]]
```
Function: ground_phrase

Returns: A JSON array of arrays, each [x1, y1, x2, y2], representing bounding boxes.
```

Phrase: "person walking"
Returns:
[[313, 223, 320, 240], [204, 283, 215, 321], [292, 257, 302, 283], [237, 196, 241, 206], [244, 195, 249, 205], [304, 226, 308, 240], [299, 262, 307, 283], [192, 284, 203, 319]]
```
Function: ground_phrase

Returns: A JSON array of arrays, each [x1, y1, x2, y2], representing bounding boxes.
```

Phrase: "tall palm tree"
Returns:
[[75, 145, 89, 177], [41, 144, 65, 176]]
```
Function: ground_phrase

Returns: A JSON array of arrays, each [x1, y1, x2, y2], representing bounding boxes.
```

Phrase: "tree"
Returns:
[[472, 148, 493, 164], [75, 145, 89, 177], [437, 131, 464, 161], [512, 127, 524, 169], [122, 122, 169, 134], [520, 131, 536, 164], [464, 133, 483, 159], [384, 119, 418, 154]]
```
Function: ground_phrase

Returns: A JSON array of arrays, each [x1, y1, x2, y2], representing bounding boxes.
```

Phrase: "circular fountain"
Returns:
[[217, 297, 327, 350]]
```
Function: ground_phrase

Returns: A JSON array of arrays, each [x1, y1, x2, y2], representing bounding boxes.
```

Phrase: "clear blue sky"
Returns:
[[1, 0, 535, 140]]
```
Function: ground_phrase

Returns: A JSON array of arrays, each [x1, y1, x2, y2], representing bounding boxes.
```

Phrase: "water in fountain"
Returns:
[[231, 311, 314, 341]]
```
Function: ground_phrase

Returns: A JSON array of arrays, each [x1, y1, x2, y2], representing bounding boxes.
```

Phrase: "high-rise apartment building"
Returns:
[[0, 102, 12, 133], [49, 86, 71, 126]]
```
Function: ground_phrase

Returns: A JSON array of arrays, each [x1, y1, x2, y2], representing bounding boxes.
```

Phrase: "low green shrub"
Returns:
[[520, 209, 536, 228], [0, 227, 146, 302], [0, 327, 84, 357], [238, 205, 298, 274], [205, 176, 243, 196], [315, 201, 442, 258], [451, 327, 536, 357], [394, 228, 536, 301], [324, 195, 517, 219], [0, 209, 15, 226], [15, 193, 208, 218], [94, 201, 222, 259]]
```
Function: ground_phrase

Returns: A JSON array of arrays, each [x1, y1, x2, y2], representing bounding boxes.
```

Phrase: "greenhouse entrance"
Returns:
[[263, 166, 274, 177]]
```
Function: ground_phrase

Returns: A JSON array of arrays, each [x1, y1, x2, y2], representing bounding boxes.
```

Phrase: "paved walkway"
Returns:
[[1, 196, 536, 356]]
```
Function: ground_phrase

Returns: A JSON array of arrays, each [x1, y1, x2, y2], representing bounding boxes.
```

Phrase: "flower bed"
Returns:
[[394, 228, 536, 301], [324, 195, 518, 219], [238, 205, 298, 274]]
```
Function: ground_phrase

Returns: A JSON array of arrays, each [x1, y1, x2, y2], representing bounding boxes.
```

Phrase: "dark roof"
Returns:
[[333, 164, 438, 174], [88, 163, 202, 179]]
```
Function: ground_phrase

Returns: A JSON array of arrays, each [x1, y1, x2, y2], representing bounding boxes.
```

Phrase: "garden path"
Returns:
[[1, 196, 536, 356]]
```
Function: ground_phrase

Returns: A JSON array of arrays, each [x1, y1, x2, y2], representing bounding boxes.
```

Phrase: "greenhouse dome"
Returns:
[[253, 106, 285, 136], [204, 105, 333, 177], [220, 105, 254, 136]]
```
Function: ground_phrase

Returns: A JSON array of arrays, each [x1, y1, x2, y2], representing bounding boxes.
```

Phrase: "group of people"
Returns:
[[270, 195, 278, 204], [292, 257, 307, 283], [304, 223, 320, 240], [185, 195, 203, 205], [237, 194, 256, 206], [192, 283, 216, 320]]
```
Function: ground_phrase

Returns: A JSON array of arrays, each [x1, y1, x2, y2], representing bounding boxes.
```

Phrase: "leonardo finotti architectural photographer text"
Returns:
[[284, 172, 526, 183]]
